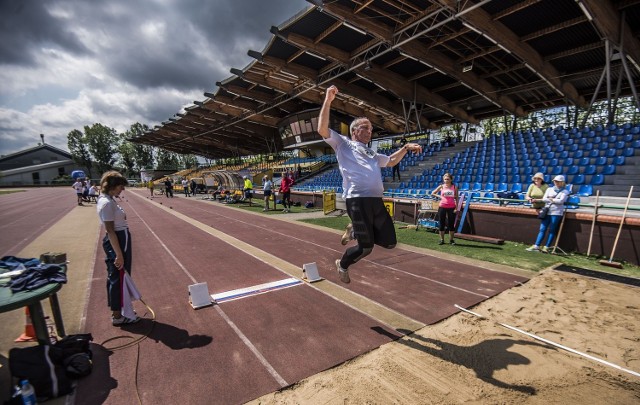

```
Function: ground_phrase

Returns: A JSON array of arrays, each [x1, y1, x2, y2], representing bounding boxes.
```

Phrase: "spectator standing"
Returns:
[[181, 178, 190, 197], [262, 175, 273, 211], [88, 182, 99, 202], [147, 179, 154, 197], [279, 173, 294, 213], [190, 179, 197, 196], [392, 137, 407, 182], [430, 173, 459, 245], [72, 178, 84, 206], [526, 175, 570, 253], [318, 85, 422, 283], [243, 175, 253, 206], [96, 171, 140, 325], [525, 172, 549, 211], [164, 178, 173, 198]]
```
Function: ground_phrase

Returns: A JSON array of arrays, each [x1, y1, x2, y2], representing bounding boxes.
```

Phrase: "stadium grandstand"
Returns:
[[129, 0, 639, 263]]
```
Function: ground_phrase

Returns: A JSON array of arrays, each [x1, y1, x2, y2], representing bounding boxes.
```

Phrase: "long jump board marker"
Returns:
[[302, 262, 323, 283], [211, 277, 303, 304], [189, 282, 213, 309]]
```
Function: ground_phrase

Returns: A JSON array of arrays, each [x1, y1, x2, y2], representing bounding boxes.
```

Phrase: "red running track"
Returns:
[[77, 192, 404, 404]]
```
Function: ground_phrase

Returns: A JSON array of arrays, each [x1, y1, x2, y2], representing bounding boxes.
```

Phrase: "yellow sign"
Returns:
[[384, 201, 394, 216], [323, 191, 336, 214]]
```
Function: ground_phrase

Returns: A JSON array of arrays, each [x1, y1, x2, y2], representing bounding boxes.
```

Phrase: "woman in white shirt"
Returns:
[[526, 175, 570, 253], [96, 171, 140, 325]]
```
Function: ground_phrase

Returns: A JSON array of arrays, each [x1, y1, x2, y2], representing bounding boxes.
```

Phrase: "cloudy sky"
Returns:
[[0, 0, 311, 156]]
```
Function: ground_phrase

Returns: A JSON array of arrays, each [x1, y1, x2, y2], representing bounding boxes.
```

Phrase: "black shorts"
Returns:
[[264, 190, 272, 197], [244, 190, 253, 198], [346, 197, 396, 248]]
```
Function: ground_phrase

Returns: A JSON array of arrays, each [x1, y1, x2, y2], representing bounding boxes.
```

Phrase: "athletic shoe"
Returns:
[[450, 240, 456, 245], [335, 259, 350, 283], [112, 316, 141, 326], [541, 246, 549, 253], [341, 223, 354, 245], [525, 245, 540, 252], [438, 240, 445, 245]]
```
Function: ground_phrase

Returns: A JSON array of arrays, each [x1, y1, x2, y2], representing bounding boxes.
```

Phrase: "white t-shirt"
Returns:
[[97, 194, 128, 231], [72, 181, 83, 193], [324, 129, 390, 199]]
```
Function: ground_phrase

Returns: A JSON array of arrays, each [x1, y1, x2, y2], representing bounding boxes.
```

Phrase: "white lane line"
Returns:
[[126, 202, 288, 387]]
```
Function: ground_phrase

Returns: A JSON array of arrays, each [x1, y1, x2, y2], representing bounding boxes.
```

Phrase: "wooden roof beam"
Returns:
[[439, 0, 586, 107], [319, 2, 503, 119], [580, 0, 640, 68]]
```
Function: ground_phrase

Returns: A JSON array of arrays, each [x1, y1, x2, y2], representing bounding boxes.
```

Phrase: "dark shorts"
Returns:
[[264, 190, 272, 197], [244, 190, 253, 198], [346, 197, 396, 248]]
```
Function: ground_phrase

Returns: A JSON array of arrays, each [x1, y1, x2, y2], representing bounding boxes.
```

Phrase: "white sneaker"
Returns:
[[336, 259, 350, 283], [541, 246, 549, 253], [525, 245, 540, 252]]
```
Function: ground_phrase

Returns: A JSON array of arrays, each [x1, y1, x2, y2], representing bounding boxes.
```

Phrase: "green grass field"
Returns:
[[300, 216, 640, 279], [229, 200, 640, 279]]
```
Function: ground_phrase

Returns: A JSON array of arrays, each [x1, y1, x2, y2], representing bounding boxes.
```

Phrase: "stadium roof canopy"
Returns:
[[132, 0, 640, 159]]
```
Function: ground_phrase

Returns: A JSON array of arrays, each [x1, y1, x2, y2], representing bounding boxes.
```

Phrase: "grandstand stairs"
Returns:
[[593, 153, 640, 198], [385, 142, 470, 191]]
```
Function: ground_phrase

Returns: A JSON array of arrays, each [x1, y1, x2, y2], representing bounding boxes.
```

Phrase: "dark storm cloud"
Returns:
[[0, 0, 91, 65], [102, 0, 309, 91], [185, 0, 310, 68]]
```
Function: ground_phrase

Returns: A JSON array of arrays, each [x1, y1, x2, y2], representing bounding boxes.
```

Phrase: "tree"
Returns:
[[127, 123, 155, 171], [67, 129, 93, 178], [118, 141, 136, 177], [179, 153, 198, 169], [156, 148, 180, 170], [85, 123, 118, 175]]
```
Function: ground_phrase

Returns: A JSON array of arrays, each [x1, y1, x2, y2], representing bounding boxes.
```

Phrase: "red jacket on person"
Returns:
[[279, 176, 293, 193]]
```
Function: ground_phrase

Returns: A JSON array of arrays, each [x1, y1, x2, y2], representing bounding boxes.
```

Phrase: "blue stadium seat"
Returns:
[[481, 192, 495, 203], [601, 165, 616, 175], [594, 156, 607, 165], [550, 166, 563, 176], [566, 195, 581, 209], [612, 155, 626, 165], [577, 184, 593, 197], [589, 174, 604, 185], [510, 174, 521, 183], [623, 147, 635, 157], [483, 183, 495, 192], [571, 174, 586, 185], [459, 182, 470, 191], [562, 157, 574, 166], [583, 165, 597, 175], [565, 165, 579, 175], [577, 157, 590, 166], [510, 183, 523, 193], [582, 142, 593, 151], [573, 150, 584, 158], [472, 182, 482, 191], [497, 182, 508, 192]]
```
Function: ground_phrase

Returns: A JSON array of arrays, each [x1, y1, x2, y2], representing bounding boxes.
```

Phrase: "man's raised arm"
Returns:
[[317, 85, 338, 139]]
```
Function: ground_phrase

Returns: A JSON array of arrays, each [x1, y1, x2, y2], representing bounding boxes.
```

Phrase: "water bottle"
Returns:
[[20, 380, 37, 405]]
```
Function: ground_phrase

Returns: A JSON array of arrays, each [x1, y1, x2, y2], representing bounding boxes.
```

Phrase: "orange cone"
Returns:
[[15, 307, 36, 342]]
